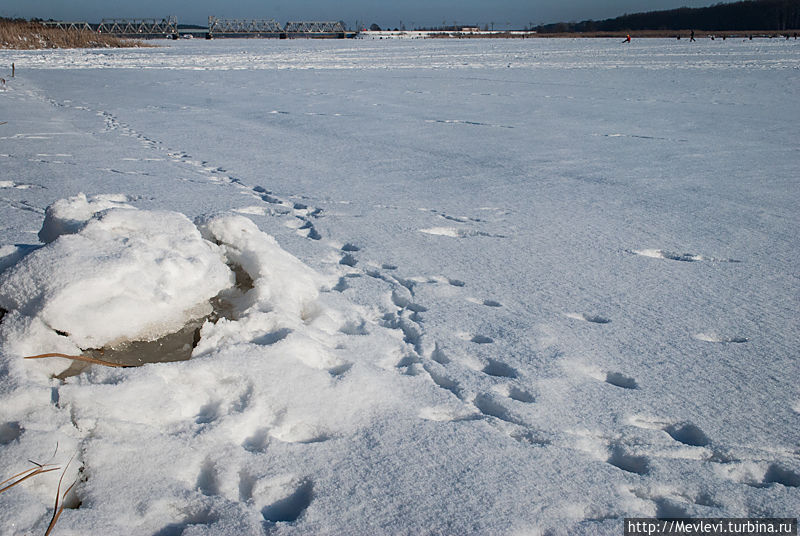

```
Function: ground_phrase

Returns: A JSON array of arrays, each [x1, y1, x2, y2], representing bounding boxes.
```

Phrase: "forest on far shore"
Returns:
[[535, 0, 800, 33]]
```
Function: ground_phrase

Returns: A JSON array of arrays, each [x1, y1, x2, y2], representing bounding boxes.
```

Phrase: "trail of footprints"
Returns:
[[327, 237, 792, 521], [28, 98, 787, 526]]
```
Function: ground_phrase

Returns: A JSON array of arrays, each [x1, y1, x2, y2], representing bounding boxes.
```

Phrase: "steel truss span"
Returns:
[[98, 17, 178, 36]]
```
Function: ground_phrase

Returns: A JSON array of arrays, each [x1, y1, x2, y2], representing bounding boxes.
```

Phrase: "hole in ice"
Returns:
[[471, 335, 494, 344], [261, 479, 314, 523], [57, 262, 256, 377], [78, 316, 207, 369], [483, 300, 502, 307], [341, 243, 360, 252]]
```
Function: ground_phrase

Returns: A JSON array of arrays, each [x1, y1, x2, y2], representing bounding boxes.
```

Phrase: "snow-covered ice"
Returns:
[[0, 38, 798, 534]]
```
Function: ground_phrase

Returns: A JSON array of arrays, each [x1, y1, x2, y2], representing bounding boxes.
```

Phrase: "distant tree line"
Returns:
[[535, 0, 800, 33]]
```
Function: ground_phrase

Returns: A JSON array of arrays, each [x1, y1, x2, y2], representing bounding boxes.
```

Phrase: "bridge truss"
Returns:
[[208, 17, 349, 37], [42, 21, 93, 32], [98, 17, 178, 37], [284, 21, 347, 34], [208, 17, 283, 34]]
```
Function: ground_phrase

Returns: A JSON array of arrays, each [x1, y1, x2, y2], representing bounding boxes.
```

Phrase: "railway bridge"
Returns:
[[41, 17, 357, 39]]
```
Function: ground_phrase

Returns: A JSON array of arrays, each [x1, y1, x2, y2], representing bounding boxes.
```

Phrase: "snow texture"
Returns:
[[0, 38, 798, 535]]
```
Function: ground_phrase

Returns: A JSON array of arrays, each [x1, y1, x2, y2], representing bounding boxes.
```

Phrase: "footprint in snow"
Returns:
[[607, 444, 651, 475], [467, 297, 503, 308], [566, 312, 611, 324], [260, 478, 314, 524], [481, 358, 517, 378], [470, 335, 494, 344], [604, 371, 638, 390], [632, 249, 740, 263], [693, 333, 748, 344], [718, 462, 800, 489]]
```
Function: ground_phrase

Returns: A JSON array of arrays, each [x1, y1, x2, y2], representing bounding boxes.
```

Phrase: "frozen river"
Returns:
[[1, 38, 799, 534]]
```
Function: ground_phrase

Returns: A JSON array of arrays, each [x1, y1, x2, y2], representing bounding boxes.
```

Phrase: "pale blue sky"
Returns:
[[2, 0, 720, 29]]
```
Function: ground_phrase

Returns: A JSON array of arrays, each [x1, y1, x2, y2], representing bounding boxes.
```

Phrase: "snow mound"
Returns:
[[37, 192, 134, 244], [0, 196, 234, 356]]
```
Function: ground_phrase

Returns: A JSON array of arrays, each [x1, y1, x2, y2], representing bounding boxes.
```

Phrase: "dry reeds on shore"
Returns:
[[0, 18, 146, 49]]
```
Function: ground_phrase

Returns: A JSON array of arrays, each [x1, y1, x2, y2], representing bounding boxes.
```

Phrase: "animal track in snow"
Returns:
[[0, 421, 22, 444], [426, 118, 514, 129], [605, 372, 638, 390], [717, 462, 800, 488], [390, 290, 428, 313], [566, 312, 611, 324], [423, 363, 463, 399], [632, 249, 740, 263], [196, 458, 221, 496], [419, 405, 479, 422], [253, 328, 292, 346], [473, 393, 526, 426], [482, 358, 517, 378], [607, 444, 650, 475], [467, 297, 502, 308], [0, 180, 37, 190], [494, 384, 535, 403], [664, 422, 711, 447], [270, 422, 332, 444], [420, 227, 503, 238], [339, 253, 358, 267], [693, 333, 748, 344], [260, 477, 314, 524]]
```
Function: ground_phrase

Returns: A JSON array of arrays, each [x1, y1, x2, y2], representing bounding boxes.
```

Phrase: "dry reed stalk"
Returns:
[[24, 353, 129, 368], [0, 464, 61, 494], [44, 454, 77, 536]]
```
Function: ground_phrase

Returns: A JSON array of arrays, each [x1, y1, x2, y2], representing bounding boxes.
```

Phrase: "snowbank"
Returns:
[[0, 195, 418, 534], [0, 194, 233, 362]]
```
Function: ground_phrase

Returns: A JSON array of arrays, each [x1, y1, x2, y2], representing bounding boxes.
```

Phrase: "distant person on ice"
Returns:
[[622, 34, 631, 43], [690, 30, 696, 41]]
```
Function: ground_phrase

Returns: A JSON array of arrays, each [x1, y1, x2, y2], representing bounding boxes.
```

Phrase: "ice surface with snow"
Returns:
[[0, 38, 798, 534]]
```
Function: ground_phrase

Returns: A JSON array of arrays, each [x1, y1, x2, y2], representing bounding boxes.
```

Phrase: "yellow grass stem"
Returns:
[[44, 453, 77, 536], [0, 465, 61, 494]]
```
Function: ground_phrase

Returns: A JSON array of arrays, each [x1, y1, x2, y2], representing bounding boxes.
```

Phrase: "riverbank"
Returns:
[[0, 19, 145, 49]]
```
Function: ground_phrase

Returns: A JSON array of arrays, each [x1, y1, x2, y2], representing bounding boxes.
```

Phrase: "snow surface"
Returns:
[[0, 38, 799, 534]]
